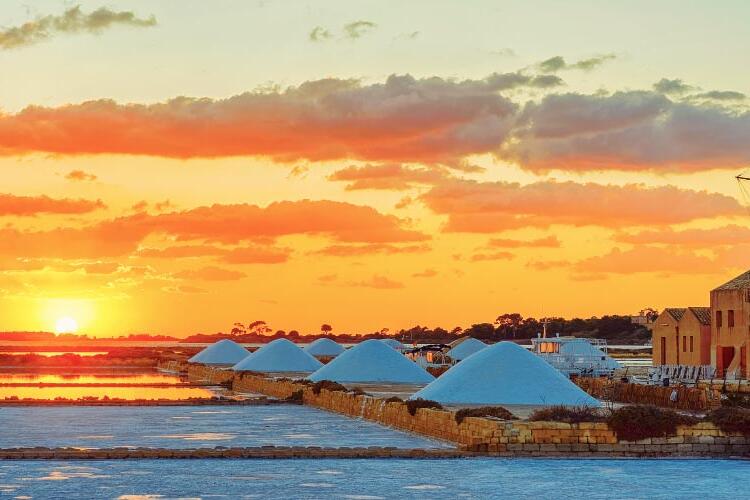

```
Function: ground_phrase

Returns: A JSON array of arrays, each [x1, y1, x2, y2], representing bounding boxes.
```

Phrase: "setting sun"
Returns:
[[54, 317, 78, 335]]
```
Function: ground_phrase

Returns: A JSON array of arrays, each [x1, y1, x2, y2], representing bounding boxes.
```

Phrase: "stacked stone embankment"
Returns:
[[575, 377, 719, 411], [165, 362, 750, 457], [698, 379, 750, 394]]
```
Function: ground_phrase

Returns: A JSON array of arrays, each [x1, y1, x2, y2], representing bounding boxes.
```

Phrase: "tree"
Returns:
[[248, 320, 271, 335], [321, 324, 333, 334], [230, 322, 246, 336], [287, 329, 300, 338], [495, 313, 523, 339]]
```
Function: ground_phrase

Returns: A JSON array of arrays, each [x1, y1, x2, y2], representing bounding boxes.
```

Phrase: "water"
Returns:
[[0, 405, 451, 449], [0, 372, 188, 384], [0, 458, 745, 499], [0, 385, 220, 400]]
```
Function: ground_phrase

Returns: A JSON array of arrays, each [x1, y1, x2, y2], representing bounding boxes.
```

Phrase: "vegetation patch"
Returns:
[[285, 390, 303, 403], [528, 405, 607, 424], [384, 396, 403, 404], [292, 379, 313, 386], [405, 398, 443, 416], [349, 387, 368, 396], [606, 405, 698, 441], [706, 407, 750, 435], [455, 406, 517, 424], [311, 380, 348, 395], [721, 393, 750, 409]]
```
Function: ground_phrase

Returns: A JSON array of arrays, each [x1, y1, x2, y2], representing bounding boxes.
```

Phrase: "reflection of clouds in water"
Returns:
[[76, 435, 114, 439], [404, 484, 446, 490], [34, 469, 110, 481], [283, 433, 315, 439], [171, 416, 191, 419], [117, 495, 164, 500], [342, 496, 385, 500], [229, 475, 280, 481], [300, 483, 335, 488], [149, 433, 236, 441], [190, 411, 234, 415], [316, 470, 344, 475]]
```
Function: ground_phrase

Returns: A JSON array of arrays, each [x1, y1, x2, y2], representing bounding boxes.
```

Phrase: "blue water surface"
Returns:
[[0, 458, 746, 499], [0, 405, 449, 449]]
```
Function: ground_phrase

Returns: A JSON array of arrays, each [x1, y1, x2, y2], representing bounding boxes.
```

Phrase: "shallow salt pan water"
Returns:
[[0, 405, 449, 449], [0, 458, 746, 499]]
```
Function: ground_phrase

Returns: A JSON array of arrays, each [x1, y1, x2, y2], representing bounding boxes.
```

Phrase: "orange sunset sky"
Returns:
[[0, 1, 749, 337]]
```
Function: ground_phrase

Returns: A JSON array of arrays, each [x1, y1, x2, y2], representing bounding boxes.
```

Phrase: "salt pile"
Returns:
[[188, 339, 251, 366], [560, 340, 621, 370], [447, 338, 487, 361], [304, 338, 345, 358], [233, 338, 323, 373], [308, 339, 434, 384], [411, 341, 600, 406], [381, 338, 406, 351]]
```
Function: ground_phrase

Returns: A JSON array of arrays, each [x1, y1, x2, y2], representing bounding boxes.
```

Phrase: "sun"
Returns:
[[54, 317, 78, 335]]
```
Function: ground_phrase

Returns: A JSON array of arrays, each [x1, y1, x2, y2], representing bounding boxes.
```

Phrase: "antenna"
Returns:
[[738, 170, 750, 212]]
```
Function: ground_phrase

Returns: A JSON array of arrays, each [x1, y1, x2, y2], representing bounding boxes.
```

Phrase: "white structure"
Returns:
[[447, 338, 487, 362], [411, 342, 600, 406], [233, 338, 323, 373], [304, 338, 345, 358], [531, 336, 620, 377], [188, 339, 251, 366], [308, 339, 434, 384]]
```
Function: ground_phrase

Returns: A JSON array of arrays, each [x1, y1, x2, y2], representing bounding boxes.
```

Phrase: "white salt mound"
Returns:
[[380, 338, 405, 350], [447, 338, 487, 361], [308, 339, 434, 384], [304, 338, 345, 357], [560, 340, 621, 370], [411, 341, 600, 406], [232, 338, 323, 373], [188, 339, 251, 366]]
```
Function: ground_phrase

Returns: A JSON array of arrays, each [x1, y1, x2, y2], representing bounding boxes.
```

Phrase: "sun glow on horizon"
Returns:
[[54, 317, 78, 335]]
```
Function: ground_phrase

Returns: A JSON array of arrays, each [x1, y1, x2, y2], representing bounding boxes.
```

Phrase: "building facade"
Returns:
[[710, 270, 750, 378], [652, 307, 711, 367]]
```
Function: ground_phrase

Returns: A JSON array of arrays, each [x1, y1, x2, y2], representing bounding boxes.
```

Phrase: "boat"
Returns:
[[530, 334, 621, 378]]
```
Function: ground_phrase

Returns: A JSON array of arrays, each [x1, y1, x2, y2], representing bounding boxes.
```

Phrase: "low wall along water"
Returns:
[[172, 363, 750, 458]]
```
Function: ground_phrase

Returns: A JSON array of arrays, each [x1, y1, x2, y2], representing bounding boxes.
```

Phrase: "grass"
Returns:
[[606, 405, 698, 441], [528, 405, 606, 424], [311, 380, 348, 395], [706, 407, 750, 435], [405, 398, 443, 416], [455, 406, 517, 424]]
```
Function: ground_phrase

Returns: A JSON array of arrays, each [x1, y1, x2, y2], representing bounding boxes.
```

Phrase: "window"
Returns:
[[729, 310, 735, 328], [690, 336, 694, 353], [682, 336, 687, 352], [716, 310, 723, 328]]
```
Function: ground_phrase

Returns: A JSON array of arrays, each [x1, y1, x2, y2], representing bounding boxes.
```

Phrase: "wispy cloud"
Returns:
[[343, 20, 377, 39], [308, 26, 332, 42], [538, 54, 616, 73], [64, 169, 97, 182], [0, 5, 156, 50], [309, 20, 377, 43]]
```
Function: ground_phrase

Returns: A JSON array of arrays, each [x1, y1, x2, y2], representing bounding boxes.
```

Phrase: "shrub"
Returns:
[[292, 379, 313, 386], [384, 396, 403, 404], [528, 405, 607, 424], [311, 380, 348, 395], [455, 406, 517, 424], [285, 390, 304, 403], [349, 387, 368, 396], [721, 393, 750, 409], [606, 405, 698, 441], [405, 398, 443, 416], [706, 407, 750, 435]]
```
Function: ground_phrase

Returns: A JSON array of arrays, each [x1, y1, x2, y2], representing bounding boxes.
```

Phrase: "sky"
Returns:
[[0, 0, 749, 337]]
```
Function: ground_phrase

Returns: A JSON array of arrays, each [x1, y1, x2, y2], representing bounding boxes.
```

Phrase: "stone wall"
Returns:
[[168, 362, 750, 457], [698, 379, 750, 394], [575, 377, 719, 411]]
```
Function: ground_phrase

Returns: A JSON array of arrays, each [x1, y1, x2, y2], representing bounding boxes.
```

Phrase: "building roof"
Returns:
[[688, 307, 711, 326], [665, 308, 687, 322], [713, 270, 750, 291]]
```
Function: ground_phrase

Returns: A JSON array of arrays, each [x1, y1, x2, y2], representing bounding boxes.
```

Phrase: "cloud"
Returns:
[[470, 251, 515, 261], [0, 193, 105, 216], [615, 225, 750, 247], [309, 26, 332, 42], [412, 268, 437, 278], [64, 169, 97, 181], [0, 5, 156, 50], [487, 236, 561, 248], [538, 54, 616, 72], [350, 275, 404, 289], [504, 91, 750, 172], [0, 199, 423, 259], [163, 284, 208, 294], [343, 20, 377, 39], [653, 78, 695, 95], [138, 245, 228, 258], [421, 179, 743, 232], [0, 73, 524, 165], [690, 90, 746, 102], [492, 48, 516, 57], [174, 266, 246, 281], [328, 163, 450, 190], [571, 246, 716, 275], [311, 243, 430, 257]]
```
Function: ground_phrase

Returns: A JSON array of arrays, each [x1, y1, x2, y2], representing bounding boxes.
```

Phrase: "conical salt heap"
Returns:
[[233, 338, 323, 373], [304, 338, 345, 358], [446, 337, 487, 361], [411, 341, 600, 406], [380, 338, 405, 351], [188, 339, 251, 366], [308, 339, 434, 384]]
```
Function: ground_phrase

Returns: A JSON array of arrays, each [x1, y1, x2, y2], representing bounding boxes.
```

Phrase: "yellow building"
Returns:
[[652, 307, 711, 367], [710, 270, 750, 378]]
